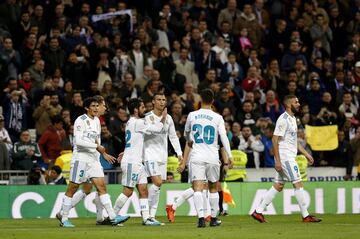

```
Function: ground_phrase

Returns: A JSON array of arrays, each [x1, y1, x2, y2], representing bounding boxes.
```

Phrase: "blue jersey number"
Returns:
[[125, 130, 131, 148], [192, 124, 215, 144]]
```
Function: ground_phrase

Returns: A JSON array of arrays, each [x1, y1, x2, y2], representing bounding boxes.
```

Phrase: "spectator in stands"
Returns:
[[69, 92, 85, 123], [261, 124, 275, 167], [63, 52, 92, 91], [3, 89, 27, 142], [217, 0, 241, 30], [0, 114, 11, 170], [310, 14, 333, 56], [198, 68, 217, 92], [153, 47, 176, 93], [220, 52, 243, 88], [180, 82, 200, 111], [281, 41, 308, 73], [28, 59, 45, 92], [37, 115, 66, 169], [262, 90, 284, 123], [47, 165, 67, 185], [129, 38, 149, 81], [234, 4, 263, 49], [322, 130, 353, 180], [175, 47, 199, 89], [12, 129, 41, 170], [0, 37, 21, 80], [32, 94, 52, 135], [239, 125, 264, 169], [338, 92, 358, 120]]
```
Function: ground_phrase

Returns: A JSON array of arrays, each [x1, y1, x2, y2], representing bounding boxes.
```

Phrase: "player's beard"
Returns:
[[290, 105, 299, 114]]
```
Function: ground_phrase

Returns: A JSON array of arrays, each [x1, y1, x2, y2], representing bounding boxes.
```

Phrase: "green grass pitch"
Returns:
[[0, 215, 358, 239]]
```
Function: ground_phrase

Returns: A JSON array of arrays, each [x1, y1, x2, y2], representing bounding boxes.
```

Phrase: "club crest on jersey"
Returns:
[[77, 125, 81, 130], [86, 120, 90, 126], [150, 116, 155, 122]]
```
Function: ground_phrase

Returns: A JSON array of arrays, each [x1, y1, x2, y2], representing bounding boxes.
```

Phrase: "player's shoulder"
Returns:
[[78, 114, 88, 121], [276, 112, 289, 123], [144, 111, 153, 118]]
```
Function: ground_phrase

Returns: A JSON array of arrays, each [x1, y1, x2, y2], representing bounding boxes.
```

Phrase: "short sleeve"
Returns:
[[273, 117, 287, 137]]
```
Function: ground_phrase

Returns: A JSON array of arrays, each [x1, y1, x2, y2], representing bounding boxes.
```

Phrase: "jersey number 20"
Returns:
[[193, 124, 215, 144]]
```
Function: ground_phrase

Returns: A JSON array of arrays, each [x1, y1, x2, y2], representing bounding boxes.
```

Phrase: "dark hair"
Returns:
[[128, 98, 143, 114], [51, 114, 63, 125], [283, 94, 297, 104], [200, 89, 214, 104], [83, 97, 98, 108], [152, 92, 165, 100], [51, 165, 62, 175]]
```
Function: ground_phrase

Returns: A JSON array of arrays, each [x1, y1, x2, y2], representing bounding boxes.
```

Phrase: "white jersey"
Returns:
[[122, 116, 164, 164], [144, 111, 182, 163], [184, 108, 232, 164], [273, 111, 298, 158], [72, 114, 101, 162]]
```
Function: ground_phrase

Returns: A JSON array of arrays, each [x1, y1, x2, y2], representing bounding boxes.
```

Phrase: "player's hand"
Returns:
[[223, 164, 229, 174], [177, 155, 183, 162], [275, 161, 282, 172], [177, 161, 186, 173], [228, 159, 234, 169], [161, 108, 167, 122], [306, 154, 314, 166], [103, 153, 116, 164], [117, 152, 124, 163]]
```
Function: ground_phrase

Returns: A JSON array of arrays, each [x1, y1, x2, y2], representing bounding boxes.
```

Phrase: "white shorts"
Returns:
[[69, 160, 104, 184], [274, 160, 301, 184], [189, 161, 220, 183], [121, 162, 148, 188], [144, 160, 167, 181]]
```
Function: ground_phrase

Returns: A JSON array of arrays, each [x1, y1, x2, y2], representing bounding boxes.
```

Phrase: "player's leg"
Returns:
[[60, 182, 80, 227], [190, 160, 207, 227], [289, 161, 321, 222], [202, 182, 209, 220], [206, 163, 221, 226], [71, 183, 92, 208], [137, 166, 161, 226], [145, 160, 163, 219], [58, 160, 85, 227], [252, 170, 285, 223], [114, 162, 136, 215], [166, 186, 194, 223]]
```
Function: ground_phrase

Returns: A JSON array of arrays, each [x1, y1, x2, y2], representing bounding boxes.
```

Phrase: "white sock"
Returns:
[[114, 193, 129, 215], [202, 190, 208, 216], [148, 184, 161, 218], [61, 195, 72, 223], [223, 203, 228, 211], [209, 192, 219, 218], [294, 188, 309, 218], [94, 192, 103, 221], [193, 191, 204, 218], [256, 186, 279, 214], [173, 187, 194, 210], [100, 194, 116, 220], [71, 190, 86, 208], [139, 198, 150, 222]]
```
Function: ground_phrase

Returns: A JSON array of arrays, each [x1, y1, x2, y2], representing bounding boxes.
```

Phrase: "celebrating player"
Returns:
[[113, 98, 167, 226], [58, 97, 128, 227], [60, 95, 114, 225], [252, 95, 321, 223], [144, 93, 183, 223], [179, 89, 232, 227]]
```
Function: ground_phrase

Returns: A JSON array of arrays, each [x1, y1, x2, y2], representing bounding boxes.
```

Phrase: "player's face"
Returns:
[[152, 95, 166, 111], [290, 98, 300, 113], [87, 102, 99, 117], [98, 101, 107, 116], [138, 102, 146, 118]]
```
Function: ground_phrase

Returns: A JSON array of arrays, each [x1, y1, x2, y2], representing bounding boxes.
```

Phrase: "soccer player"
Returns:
[[113, 98, 167, 226], [143, 93, 183, 222], [58, 97, 128, 227], [179, 89, 232, 227], [251, 95, 321, 223], [166, 142, 232, 222], [60, 95, 113, 225]]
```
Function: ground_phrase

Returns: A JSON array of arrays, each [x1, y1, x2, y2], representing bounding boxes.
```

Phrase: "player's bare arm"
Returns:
[[272, 135, 282, 172], [297, 143, 314, 165], [178, 141, 192, 173]]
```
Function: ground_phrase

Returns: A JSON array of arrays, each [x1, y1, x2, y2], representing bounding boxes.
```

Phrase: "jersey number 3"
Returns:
[[193, 124, 215, 144]]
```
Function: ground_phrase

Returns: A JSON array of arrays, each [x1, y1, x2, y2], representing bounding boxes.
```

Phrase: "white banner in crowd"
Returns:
[[91, 10, 133, 32], [245, 167, 358, 182]]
